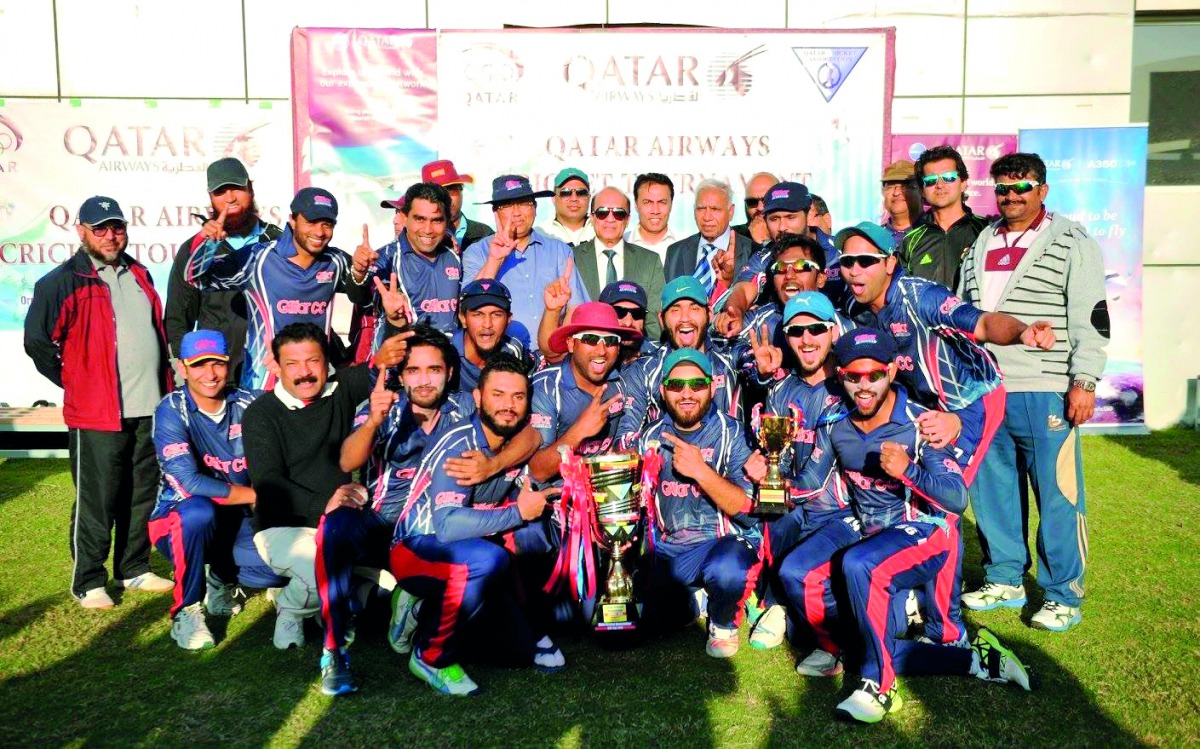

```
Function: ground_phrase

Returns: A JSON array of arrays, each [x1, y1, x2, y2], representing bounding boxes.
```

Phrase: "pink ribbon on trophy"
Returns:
[[544, 449, 601, 602], [640, 442, 664, 553]]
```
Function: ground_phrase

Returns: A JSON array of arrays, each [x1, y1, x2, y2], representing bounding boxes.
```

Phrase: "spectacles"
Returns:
[[572, 332, 621, 347], [593, 207, 629, 221], [558, 188, 590, 199], [994, 180, 1041, 196], [921, 171, 960, 187], [663, 376, 711, 392], [770, 258, 821, 274], [839, 367, 889, 384], [498, 200, 535, 210], [744, 197, 765, 209], [785, 322, 834, 338], [881, 181, 908, 191], [838, 253, 885, 269], [87, 223, 128, 238], [613, 306, 647, 321]]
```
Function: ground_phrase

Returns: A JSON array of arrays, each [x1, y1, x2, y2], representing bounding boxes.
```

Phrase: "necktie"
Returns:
[[694, 243, 715, 296], [603, 249, 618, 286]]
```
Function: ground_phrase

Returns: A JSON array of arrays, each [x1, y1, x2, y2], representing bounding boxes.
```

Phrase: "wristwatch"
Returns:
[[1072, 380, 1096, 392]]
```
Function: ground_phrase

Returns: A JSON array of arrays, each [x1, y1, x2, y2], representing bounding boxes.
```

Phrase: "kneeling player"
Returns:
[[637, 349, 761, 659], [390, 355, 565, 695]]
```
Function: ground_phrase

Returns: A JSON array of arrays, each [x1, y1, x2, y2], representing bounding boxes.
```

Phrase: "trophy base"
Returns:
[[753, 487, 789, 518], [593, 600, 640, 632]]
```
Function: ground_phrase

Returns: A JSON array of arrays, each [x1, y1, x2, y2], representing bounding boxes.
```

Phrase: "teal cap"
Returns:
[[661, 275, 709, 310], [783, 292, 837, 324], [834, 220, 897, 255], [661, 348, 713, 382]]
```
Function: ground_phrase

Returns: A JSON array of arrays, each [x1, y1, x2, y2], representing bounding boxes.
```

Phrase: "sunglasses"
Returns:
[[557, 188, 590, 199], [88, 223, 128, 238], [593, 207, 629, 221], [663, 376, 712, 392], [572, 332, 621, 347], [613, 306, 647, 321], [994, 180, 1041, 196], [837, 253, 885, 269], [771, 258, 822, 274], [744, 197, 765, 209], [785, 322, 834, 338], [921, 171, 960, 187], [839, 367, 890, 384]]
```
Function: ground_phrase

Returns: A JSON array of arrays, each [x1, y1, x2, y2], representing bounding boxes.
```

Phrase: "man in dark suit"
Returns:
[[572, 187, 664, 339], [420, 159, 493, 252], [663, 178, 752, 308], [731, 171, 777, 251]]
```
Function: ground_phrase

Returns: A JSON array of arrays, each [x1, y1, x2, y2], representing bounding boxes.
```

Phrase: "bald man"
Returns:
[[733, 172, 779, 249]]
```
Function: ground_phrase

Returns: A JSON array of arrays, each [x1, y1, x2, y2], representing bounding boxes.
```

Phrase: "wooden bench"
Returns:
[[0, 407, 68, 458]]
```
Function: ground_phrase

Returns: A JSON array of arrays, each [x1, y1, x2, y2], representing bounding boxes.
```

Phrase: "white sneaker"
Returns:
[[79, 587, 115, 610], [388, 589, 420, 655], [961, 582, 1027, 611], [273, 611, 305, 649], [795, 648, 844, 677], [1030, 601, 1082, 632], [835, 679, 903, 723], [119, 572, 175, 593], [203, 569, 240, 617], [171, 603, 215, 650], [749, 605, 786, 650], [705, 623, 739, 659]]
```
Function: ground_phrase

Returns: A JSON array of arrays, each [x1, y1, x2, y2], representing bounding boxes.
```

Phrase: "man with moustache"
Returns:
[[616, 277, 741, 445], [572, 187, 664, 340], [187, 187, 372, 391], [539, 168, 596, 247], [957, 152, 1108, 632], [794, 329, 1034, 723], [879, 160, 922, 247], [636, 350, 761, 659], [166, 157, 282, 380], [26, 196, 174, 609], [664, 179, 753, 306], [626, 173, 679, 262], [733, 172, 779, 250], [453, 279, 535, 394], [418, 158, 493, 252], [837, 220, 1056, 485], [391, 355, 566, 696]]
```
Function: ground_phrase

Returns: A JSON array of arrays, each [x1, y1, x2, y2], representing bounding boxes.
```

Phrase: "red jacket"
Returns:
[[24, 249, 172, 431]]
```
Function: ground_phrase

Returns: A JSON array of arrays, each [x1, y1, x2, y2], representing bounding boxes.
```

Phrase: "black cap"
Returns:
[[598, 280, 647, 309], [289, 187, 338, 222], [78, 196, 126, 226], [459, 279, 512, 312], [207, 157, 250, 193]]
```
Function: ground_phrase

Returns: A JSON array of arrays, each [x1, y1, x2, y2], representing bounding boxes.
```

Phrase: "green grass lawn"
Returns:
[[1, 431, 1199, 747]]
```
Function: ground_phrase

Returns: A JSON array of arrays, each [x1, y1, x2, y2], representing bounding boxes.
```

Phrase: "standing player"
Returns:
[[637, 350, 761, 659], [187, 187, 372, 391], [390, 356, 565, 696]]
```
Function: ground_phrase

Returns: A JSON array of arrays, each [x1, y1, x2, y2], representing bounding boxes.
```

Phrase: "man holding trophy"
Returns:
[[636, 349, 761, 658]]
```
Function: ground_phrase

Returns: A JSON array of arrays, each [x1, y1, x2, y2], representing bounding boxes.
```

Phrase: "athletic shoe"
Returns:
[[204, 569, 240, 617], [79, 587, 115, 610], [744, 592, 766, 628], [171, 602, 215, 651], [319, 649, 359, 696], [388, 589, 420, 655], [834, 679, 903, 723], [961, 582, 1027, 611], [795, 649, 844, 677], [972, 627, 1037, 691], [706, 623, 739, 659], [409, 650, 480, 696], [1030, 601, 1082, 632], [119, 572, 175, 593], [692, 589, 709, 626], [533, 636, 566, 672], [273, 611, 305, 650], [749, 604, 786, 650]]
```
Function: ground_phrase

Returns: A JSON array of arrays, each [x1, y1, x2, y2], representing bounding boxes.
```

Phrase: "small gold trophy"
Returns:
[[755, 414, 798, 516]]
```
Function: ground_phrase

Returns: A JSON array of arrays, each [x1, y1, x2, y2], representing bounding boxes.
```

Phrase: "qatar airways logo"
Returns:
[[419, 298, 457, 314], [277, 299, 329, 315], [660, 480, 700, 498], [844, 469, 900, 492], [204, 454, 247, 474]]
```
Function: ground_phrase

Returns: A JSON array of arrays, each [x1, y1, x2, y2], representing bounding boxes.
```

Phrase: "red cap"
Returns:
[[548, 301, 642, 355], [421, 159, 474, 187]]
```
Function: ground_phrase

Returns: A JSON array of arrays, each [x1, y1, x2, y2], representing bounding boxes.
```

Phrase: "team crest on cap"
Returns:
[[505, 179, 521, 190], [314, 195, 333, 206], [619, 283, 636, 292], [769, 189, 788, 200], [478, 280, 492, 290], [855, 333, 878, 344], [431, 168, 446, 178], [99, 201, 111, 210]]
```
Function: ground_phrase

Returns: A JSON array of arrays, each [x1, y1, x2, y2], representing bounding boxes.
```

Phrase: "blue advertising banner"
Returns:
[[1018, 126, 1148, 432]]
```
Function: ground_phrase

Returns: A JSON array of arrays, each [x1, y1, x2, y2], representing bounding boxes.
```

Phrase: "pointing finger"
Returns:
[[562, 255, 574, 283], [659, 432, 678, 446], [361, 224, 370, 247], [374, 366, 387, 391]]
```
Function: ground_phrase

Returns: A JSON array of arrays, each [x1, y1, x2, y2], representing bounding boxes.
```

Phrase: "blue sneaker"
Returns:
[[961, 582, 1027, 611], [1030, 601, 1082, 632], [409, 650, 480, 696], [319, 649, 358, 696]]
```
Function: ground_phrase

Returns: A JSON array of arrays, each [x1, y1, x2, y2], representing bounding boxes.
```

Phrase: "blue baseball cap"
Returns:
[[661, 348, 713, 382], [480, 174, 554, 205], [460, 279, 512, 312], [661, 276, 709, 310], [834, 221, 896, 255], [180, 330, 229, 365], [783, 292, 837, 324], [290, 187, 339, 222], [833, 326, 896, 367], [599, 280, 647, 309], [78, 196, 126, 227], [762, 181, 812, 215]]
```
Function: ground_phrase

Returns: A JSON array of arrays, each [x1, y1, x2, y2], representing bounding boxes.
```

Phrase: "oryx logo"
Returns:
[[708, 45, 766, 99], [0, 115, 23, 154], [791, 47, 868, 103]]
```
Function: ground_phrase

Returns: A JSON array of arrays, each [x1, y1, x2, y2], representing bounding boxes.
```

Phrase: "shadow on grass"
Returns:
[[1099, 428, 1200, 489], [0, 459, 71, 508]]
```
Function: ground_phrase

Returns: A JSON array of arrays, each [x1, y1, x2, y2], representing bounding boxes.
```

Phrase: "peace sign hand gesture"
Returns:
[[543, 256, 574, 312], [747, 324, 783, 377], [373, 271, 412, 327]]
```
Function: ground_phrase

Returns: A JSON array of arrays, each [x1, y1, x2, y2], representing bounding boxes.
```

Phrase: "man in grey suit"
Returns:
[[573, 187, 664, 339], [663, 178, 752, 308]]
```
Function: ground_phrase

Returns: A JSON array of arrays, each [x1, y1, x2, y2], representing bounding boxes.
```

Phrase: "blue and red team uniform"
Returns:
[[451, 330, 535, 395], [530, 360, 628, 461], [735, 229, 841, 306], [795, 386, 976, 691], [353, 391, 476, 525], [366, 234, 462, 343], [186, 226, 368, 391], [148, 387, 284, 618], [616, 345, 741, 447], [636, 408, 761, 631], [845, 269, 1005, 485], [390, 415, 558, 669]]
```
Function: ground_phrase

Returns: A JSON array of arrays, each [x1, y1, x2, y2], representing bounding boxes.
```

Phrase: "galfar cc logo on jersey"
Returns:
[[791, 47, 868, 103]]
